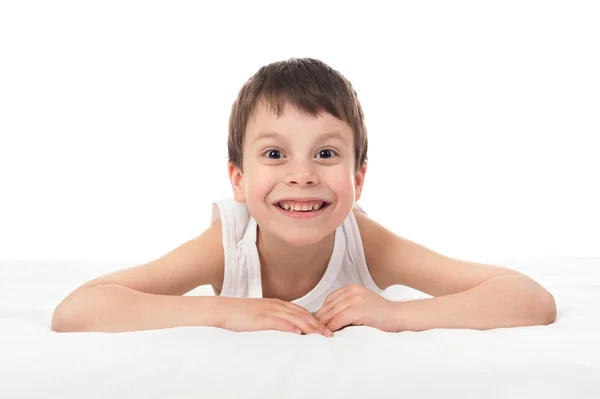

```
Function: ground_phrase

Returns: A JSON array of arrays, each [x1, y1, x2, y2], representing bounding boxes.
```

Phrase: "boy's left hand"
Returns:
[[314, 284, 399, 333]]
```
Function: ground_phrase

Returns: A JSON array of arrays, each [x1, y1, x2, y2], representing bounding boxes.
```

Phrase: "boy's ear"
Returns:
[[354, 161, 367, 201], [228, 162, 246, 203]]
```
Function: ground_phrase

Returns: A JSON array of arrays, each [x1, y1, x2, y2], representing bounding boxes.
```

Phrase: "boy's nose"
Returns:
[[286, 175, 317, 186], [284, 164, 319, 187]]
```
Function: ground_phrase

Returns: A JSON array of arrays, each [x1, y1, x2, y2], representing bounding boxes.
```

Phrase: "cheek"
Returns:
[[323, 167, 357, 195], [244, 168, 275, 200]]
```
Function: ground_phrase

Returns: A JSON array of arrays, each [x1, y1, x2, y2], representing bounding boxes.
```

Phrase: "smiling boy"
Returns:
[[52, 58, 556, 336]]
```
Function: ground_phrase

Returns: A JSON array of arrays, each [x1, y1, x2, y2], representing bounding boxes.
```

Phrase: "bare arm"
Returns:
[[51, 219, 225, 333], [51, 284, 231, 333], [392, 274, 556, 332], [354, 210, 556, 330]]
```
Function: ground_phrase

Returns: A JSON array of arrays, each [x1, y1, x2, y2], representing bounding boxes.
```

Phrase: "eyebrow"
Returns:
[[253, 131, 346, 144]]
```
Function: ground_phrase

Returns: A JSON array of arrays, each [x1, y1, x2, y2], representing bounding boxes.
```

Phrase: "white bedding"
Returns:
[[1, 257, 599, 399]]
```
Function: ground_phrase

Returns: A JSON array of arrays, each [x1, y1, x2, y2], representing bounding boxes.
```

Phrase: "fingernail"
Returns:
[[294, 328, 302, 335], [325, 328, 333, 337]]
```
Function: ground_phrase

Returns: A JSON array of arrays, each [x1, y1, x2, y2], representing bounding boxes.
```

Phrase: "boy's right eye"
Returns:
[[264, 149, 283, 159]]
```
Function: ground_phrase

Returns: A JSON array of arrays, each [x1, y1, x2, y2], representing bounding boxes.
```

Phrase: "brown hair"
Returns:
[[227, 57, 368, 173]]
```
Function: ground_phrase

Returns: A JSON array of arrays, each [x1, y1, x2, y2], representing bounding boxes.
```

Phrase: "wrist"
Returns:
[[189, 295, 232, 329], [391, 301, 408, 332], [207, 296, 234, 329], [391, 297, 442, 332]]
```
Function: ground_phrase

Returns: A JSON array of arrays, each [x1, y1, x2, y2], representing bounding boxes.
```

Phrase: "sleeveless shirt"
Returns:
[[210, 198, 384, 313]]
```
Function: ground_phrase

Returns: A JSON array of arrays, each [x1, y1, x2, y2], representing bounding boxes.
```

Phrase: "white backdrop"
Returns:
[[0, 1, 598, 264]]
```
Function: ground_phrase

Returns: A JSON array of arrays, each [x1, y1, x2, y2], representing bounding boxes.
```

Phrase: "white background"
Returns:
[[0, 1, 598, 264]]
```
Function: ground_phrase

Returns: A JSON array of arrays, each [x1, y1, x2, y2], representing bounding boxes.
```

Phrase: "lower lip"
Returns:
[[274, 203, 330, 220]]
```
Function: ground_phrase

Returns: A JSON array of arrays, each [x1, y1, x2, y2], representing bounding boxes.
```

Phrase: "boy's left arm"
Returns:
[[315, 211, 557, 332]]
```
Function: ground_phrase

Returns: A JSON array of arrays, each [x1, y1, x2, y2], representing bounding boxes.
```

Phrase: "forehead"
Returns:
[[245, 99, 353, 144]]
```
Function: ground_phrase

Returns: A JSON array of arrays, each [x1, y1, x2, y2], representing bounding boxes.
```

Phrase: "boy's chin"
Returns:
[[274, 228, 332, 246]]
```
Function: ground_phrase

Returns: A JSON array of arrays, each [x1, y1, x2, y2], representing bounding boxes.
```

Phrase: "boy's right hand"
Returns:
[[219, 298, 333, 337]]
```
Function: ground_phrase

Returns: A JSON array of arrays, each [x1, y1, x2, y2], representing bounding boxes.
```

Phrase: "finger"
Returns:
[[318, 301, 351, 327], [276, 310, 332, 336], [286, 309, 333, 336], [281, 301, 312, 316], [276, 311, 319, 335], [278, 302, 332, 336], [315, 290, 350, 320], [262, 316, 302, 335], [326, 308, 354, 332]]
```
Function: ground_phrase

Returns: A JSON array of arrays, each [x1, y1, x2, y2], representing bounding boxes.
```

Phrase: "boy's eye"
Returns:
[[316, 149, 337, 159], [265, 149, 283, 159]]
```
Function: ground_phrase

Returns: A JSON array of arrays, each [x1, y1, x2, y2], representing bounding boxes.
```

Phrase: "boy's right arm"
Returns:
[[51, 219, 227, 333], [51, 219, 332, 336]]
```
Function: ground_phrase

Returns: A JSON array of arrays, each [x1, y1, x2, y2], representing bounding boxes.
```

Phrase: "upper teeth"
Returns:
[[278, 200, 324, 211]]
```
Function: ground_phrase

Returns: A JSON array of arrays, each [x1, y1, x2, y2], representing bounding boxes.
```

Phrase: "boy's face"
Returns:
[[228, 98, 366, 245]]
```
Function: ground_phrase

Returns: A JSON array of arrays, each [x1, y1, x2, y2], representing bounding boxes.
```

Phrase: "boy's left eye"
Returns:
[[316, 149, 337, 159]]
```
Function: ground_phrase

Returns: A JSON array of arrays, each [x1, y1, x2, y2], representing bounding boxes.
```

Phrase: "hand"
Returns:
[[220, 297, 333, 337], [314, 284, 399, 332]]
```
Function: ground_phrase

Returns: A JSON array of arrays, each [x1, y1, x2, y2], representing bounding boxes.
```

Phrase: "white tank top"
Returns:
[[210, 198, 384, 313]]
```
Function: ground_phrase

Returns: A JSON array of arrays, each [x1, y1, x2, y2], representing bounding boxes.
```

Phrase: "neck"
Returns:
[[256, 224, 335, 300]]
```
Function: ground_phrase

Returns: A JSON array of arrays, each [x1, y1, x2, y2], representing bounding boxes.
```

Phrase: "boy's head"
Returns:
[[227, 58, 369, 245]]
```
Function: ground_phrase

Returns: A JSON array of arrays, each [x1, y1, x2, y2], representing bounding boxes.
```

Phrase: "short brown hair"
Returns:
[[227, 58, 368, 173]]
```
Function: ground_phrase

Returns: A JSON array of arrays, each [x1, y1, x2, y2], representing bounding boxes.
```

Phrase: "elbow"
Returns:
[[513, 276, 557, 327], [523, 288, 556, 327], [539, 290, 557, 326], [51, 304, 73, 332], [502, 275, 557, 327], [51, 291, 90, 333], [51, 302, 81, 333]]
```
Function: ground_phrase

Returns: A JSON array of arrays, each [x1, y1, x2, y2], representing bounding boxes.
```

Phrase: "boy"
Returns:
[[51, 58, 556, 337]]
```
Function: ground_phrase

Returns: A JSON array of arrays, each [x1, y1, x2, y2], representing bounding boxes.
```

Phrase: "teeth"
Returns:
[[278, 201, 326, 212]]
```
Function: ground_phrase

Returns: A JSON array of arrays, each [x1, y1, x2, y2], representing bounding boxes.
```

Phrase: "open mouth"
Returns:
[[275, 201, 330, 213]]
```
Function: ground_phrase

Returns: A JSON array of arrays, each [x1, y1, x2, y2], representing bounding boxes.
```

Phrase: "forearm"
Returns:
[[51, 284, 230, 333], [394, 274, 557, 331]]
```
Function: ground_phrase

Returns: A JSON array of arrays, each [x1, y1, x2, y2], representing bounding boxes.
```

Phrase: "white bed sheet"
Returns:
[[1, 257, 599, 399]]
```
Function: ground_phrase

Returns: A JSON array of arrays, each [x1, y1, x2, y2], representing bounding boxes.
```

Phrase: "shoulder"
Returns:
[[352, 209, 397, 289]]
